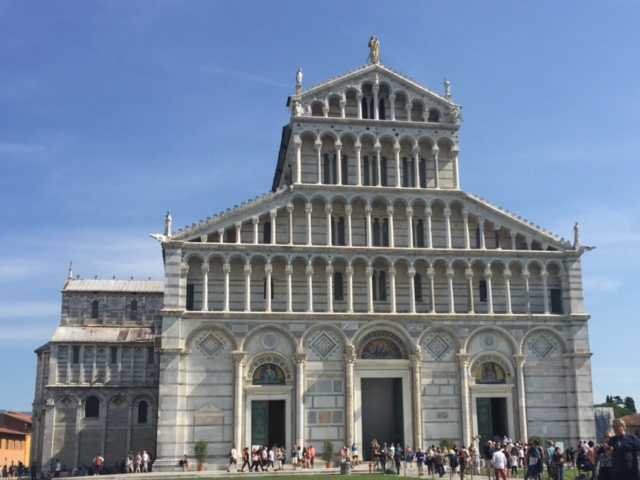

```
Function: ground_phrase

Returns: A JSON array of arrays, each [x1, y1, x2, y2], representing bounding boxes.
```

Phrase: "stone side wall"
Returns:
[[62, 292, 163, 327]]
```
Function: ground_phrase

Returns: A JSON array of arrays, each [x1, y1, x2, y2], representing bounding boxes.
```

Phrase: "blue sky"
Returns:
[[1, 1, 638, 411]]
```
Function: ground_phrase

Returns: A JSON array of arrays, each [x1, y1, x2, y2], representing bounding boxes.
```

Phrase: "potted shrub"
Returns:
[[194, 441, 208, 471], [322, 440, 334, 468]]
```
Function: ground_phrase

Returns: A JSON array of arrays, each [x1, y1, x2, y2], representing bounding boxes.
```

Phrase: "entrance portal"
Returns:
[[251, 400, 285, 448], [476, 397, 508, 443], [361, 378, 403, 460]]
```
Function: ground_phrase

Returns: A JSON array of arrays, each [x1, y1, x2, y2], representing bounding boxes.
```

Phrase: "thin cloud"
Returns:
[[201, 65, 289, 89], [0, 142, 45, 155]]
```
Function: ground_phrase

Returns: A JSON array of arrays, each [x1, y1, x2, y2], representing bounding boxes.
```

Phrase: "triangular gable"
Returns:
[[299, 63, 457, 108]]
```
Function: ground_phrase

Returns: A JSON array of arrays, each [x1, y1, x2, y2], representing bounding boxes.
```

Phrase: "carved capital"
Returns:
[[503, 269, 512, 279], [180, 262, 189, 276], [244, 263, 252, 274], [406, 207, 414, 217], [393, 143, 401, 153], [483, 267, 492, 279], [285, 263, 293, 275], [286, 202, 294, 212], [427, 266, 435, 277], [344, 344, 356, 364], [295, 352, 307, 364], [293, 135, 302, 146], [386, 205, 394, 215], [264, 263, 273, 274], [325, 264, 334, 276], [446, 267, 454, 278], [345, 205, 353, 215], [325, 204, 333, 214], [305, 202, 313, 214], [269, 209, 278, 219], [408, 266, 416, 277], [365, 266, 374, 277], [231, 351, 247, 365], [305, 265, 314, 276], [251, 216, 259, 225], [465, 268, 474, 279], [444, 207, 451, 217], [222, 262, 231, 274], [201, 263, 210, 274]]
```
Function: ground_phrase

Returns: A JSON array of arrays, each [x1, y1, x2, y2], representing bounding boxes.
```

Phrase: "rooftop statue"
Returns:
[[368, 36, 380, 64], [444, 78, 452, 98], [295, 67, 303, 94], [164, 211, 173, 237]]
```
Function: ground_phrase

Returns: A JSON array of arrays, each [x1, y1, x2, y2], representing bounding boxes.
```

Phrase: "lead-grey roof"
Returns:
[[63, 279, 164, 293]]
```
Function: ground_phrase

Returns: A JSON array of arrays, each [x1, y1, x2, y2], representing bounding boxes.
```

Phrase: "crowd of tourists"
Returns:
[[222, 445, 319, 472], [40, 450, 152, 477]]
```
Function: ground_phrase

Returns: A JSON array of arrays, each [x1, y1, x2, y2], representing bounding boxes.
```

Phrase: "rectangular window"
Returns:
[[333, 272, 344, 301], [550, 289, 563, 314], [382, 218, 390, 246], [402, 158, 409, 187], [186, 284, 195, 311], [147, 347, 154, 364], [419, 158, 427, 188], [110, 346, 118, 365], [72, 345, 80, 364], [331, 153, 337, 184], [341, 154, 349, 185], [323, 154, 331, 184], [380, 157, 388, 186]]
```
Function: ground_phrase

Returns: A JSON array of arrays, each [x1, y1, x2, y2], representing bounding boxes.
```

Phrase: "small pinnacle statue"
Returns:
[[295, 67, 303, 94], [573, 221, 581, 249], [368, 36, 381, 64], [444, 78, 452, 98], [67, 261, 73, 280], [164, 211, 173, 237]]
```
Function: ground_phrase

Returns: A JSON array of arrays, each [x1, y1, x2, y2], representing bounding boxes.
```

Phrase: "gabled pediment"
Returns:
[[298, 63, 456, 109]]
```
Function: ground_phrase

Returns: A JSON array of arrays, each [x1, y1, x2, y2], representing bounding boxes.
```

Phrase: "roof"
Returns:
[[2, 411, 32, 424], [621, 414, 640, 427], [0, 427, 27, 436], [51, 326, 155, 343], [63, 279, 164, 293]]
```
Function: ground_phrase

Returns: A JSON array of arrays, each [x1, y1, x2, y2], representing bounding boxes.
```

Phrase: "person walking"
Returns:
[[609, 418, 640, 480], [491, 445, 507, 480]]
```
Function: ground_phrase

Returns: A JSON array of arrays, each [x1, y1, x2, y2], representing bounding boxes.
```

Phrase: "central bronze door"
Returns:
[[361, 378, 403, 460]]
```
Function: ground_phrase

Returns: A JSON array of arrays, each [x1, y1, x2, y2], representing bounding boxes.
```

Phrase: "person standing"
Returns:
[[491, 445, 507, 480], [609, 418, 640, 480], [551, 446, 564, 480]]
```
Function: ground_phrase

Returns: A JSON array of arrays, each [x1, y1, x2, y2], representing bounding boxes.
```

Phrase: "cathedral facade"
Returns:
[[31, 48, 596, 471]]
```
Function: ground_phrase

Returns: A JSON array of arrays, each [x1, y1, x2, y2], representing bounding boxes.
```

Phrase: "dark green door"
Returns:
[[361, 378, 404, 460], [251, 400, 286, 448], [476, 397, 508, 444]]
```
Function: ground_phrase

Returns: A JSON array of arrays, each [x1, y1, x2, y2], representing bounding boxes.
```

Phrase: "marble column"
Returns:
[[346, 264, 354, 313], [413, 147, 420, 188], [462, 209, 470, 249], [345, 205, 353, 247], [315, 139, 322, 184], [523, 269, 531, 314], [356, 92, 363, 119], [326, 263, 334, 313], [344, 345, 356, 446], [286, 262, 293, 313], [407, 207, 414, 248], [366, 264, 374, 313], [394, 143, 401, 187], [372, 84, 379, 120], [339, 96, 346, 119], [452, 144, 460, 188], [218, 228, 224, 243], [305, 201, 313, 246], [244, 261, 252, 312], [428, 266, 436, 313], [465, 267, 475, 314], [365, 203, 373, 247], [514, 354, 528, 442], [389, 265, 397, 313], [504, 268, 513, 314], [294, 135, 302, 184], [223, 261, 230, 312], [252, 217, 259, 245], [306, 263, 314, 312], [286, 203, 294, 245], [295, 353, 306, 449], [374, 143, 382, 186], [269, 209, 277, 245], [325, 204, 333, 246], [232, 351, 246, 450], [389, 93, 396, 121], [444, 207, 452, 249], [479, 219, 486, 250], [235, 222, 242, 244], [484, 267, 493, 314], [458, 353, 471, 447], [387, 205, 395, 247], [425, 207, 433, 248], [265, 261, 272, 312], [336, 141, 343, 185], [411, 351, 424, 450], [446, 266, 455, 314], [408, 266, 417, 313], [432, 145, 440, 188], [355, 141, 362, 186], [201, 263, 209, 312], [542, 270, 550, 314]]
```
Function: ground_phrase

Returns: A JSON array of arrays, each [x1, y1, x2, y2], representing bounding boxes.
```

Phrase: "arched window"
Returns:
[[419, 158, 427, 188], [333, 216, 345, 246], [129, 300, 138, 321], [428, 108, 441, 123], [380, 157, 388, 185], [85, 396, 100, 418], [372, 271, 378, 301], [137, 401, 148, 424], [363, 156, 371, 185], [378, 270, 387, 301], [360, 337, 403, 359], [252, 363, 286, 385], [333, 272, 344, 301], [414, 273, 423, 302], [186, 284, 195, 310], [311, 101, 324, 117], [402, 158, 409, 187], [361, 97, 369, 119], [379, 97, 386, 120], [472, 362, 507, 384], [382, 218, 390, 246], [90, 300, 99, 320]]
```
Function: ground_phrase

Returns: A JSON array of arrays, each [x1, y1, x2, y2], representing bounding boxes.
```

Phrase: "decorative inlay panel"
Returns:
[[195, 332, 226, 358]]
